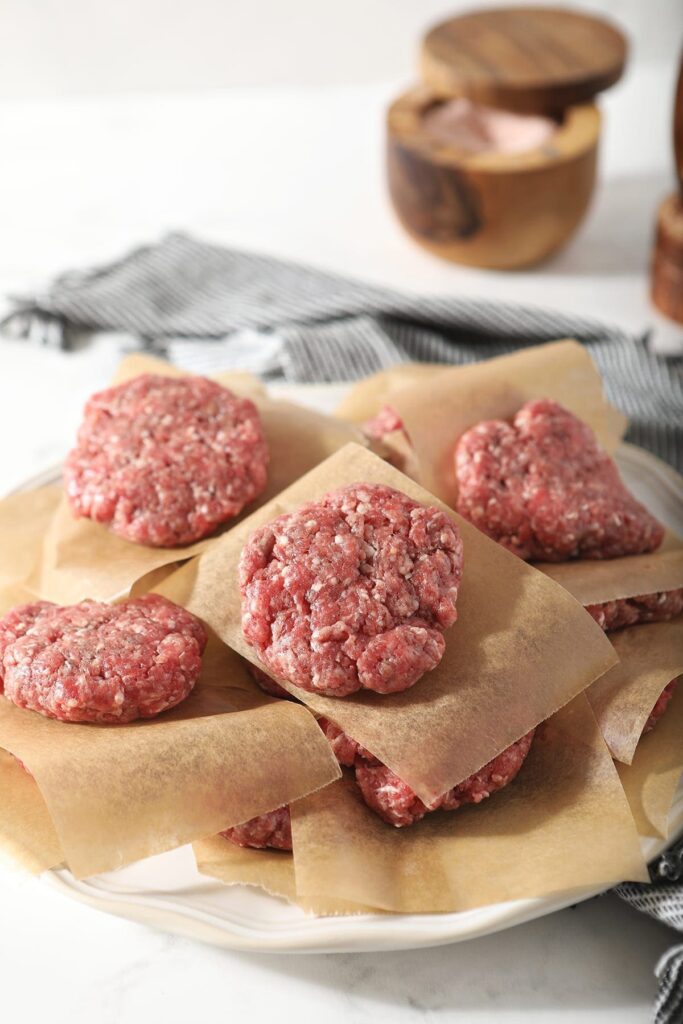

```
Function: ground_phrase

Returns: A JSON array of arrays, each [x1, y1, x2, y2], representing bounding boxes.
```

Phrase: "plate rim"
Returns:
[[43, 867, 612, 954]]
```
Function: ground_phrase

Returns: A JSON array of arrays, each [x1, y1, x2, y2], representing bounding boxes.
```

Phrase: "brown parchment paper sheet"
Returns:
[[0, 583, 41, 617], [180, 441, 617, 805], [0, 748, 63, 874], [0, 563, 340, 879], [539, 549, 683, 607], [0, 485, 61, 591], [366, 429, 422, 483], [335, 340, 627, 509], [192, 834, 373, 916], [194, 834, 297, 902], [586, 616, 683, 765], [0, 694, 339, 880], [291, 695, 649, 915], [110, 352, 267, 397], [335, 361, 450, 423], [661, 531, 683, 553], [28, 354, 366, 604], [617, 681, 683, 839]]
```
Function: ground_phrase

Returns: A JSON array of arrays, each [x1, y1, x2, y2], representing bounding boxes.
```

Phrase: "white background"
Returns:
[[1, 2, 682, 1022], [0, 0, 679, 96]]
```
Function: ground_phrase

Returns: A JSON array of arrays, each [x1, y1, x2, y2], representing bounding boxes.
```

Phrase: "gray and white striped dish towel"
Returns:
[[617, 846, 683, 1024], [3, 233, 683, 1019], [3, 232, 681, 470]]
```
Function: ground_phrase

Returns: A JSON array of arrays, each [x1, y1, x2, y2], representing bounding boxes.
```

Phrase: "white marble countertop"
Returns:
[[0, 66, 680, 1022]]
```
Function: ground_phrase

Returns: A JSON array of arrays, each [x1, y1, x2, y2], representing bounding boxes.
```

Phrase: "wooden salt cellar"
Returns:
[[651, 53, 683, 325], [387, 7, 627, 269]]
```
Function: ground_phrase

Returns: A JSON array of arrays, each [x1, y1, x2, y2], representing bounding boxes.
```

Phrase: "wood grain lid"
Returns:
[[421, 7, 628, 114]]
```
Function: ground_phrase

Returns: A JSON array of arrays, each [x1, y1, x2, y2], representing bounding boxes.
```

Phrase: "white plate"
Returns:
[[14, 383, 683, 954]]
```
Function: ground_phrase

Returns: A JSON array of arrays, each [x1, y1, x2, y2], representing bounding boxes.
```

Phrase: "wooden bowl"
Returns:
[[651, 193, 683, 324], [386, 86, 600, 270]]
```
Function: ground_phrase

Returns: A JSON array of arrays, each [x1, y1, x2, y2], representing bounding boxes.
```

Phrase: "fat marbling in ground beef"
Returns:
[[239, 483, 463, 697], [586, 589, 683, 631], [0, 593, 206, 723], [65, 373, 269, 547], [455, 399, 663, 562]]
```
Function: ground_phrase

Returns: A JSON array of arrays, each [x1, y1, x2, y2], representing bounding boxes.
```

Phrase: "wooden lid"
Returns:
[[421, 7, 628, 114]]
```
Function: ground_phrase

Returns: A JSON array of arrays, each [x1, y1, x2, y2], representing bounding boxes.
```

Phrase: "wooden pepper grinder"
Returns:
[[651, 51, 683, 324]]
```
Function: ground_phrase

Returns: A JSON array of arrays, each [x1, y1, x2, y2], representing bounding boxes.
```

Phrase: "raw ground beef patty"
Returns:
[[355, 731, 536, 828], [362, 405, 409, 443], [239, 483, 463, 697], [455, 399, 664, 562], [65, 373, 269, 547], [643, 680, 678, 734], [220, 715, 534, 849], [220, 806, 292, 851], [0, 593, 207, 723], [224, 665, 679, 849], [317, 716, 376, 767], [586, 589, 683, 632]]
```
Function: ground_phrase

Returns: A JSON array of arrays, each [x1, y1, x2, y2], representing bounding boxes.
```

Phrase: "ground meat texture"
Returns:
[[455, 399, 664, 562], [240, 483, 463, 697], [247, 661, 378, 766], [219, 671, 675, 850], [0, 594, 207, 723], [220, 806, 292, 851], [0, 602, 59, 677], [362, 406, 409, 443], [643, 680, 678, 735], [222, 726, 534, 849], [318, 717, 378, 767], [64, 374, 269, 547], [355, 765, 430, 828], [355, 730, 535, 827], [587, 589, 683, 632], [218, 720, 375, 853]]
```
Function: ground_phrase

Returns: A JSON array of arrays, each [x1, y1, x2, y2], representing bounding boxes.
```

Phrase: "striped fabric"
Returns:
[[616, 841, 683, 1024], [3, 232, 682, 469], [3, 231, 683, 1016]]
